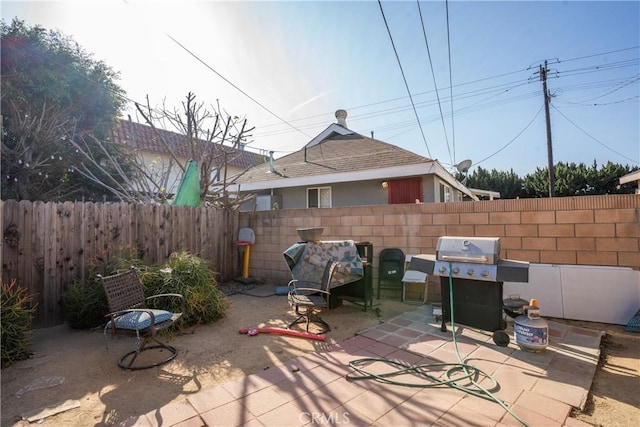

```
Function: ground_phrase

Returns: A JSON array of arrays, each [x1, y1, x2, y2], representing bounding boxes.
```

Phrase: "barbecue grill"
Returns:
[[409, 236, 530, 346]]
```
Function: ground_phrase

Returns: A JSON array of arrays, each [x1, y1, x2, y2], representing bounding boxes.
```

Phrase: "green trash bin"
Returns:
[[377, 248, 405, 299]]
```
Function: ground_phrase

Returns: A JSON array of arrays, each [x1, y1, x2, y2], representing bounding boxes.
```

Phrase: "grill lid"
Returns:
[[436, 236, 500, 265]]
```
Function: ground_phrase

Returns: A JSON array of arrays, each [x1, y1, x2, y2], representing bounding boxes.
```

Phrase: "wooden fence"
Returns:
[[1, 200, 238, 327]]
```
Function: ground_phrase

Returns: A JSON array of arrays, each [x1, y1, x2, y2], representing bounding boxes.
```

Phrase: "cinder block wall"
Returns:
[[239, 195, 640, 296]]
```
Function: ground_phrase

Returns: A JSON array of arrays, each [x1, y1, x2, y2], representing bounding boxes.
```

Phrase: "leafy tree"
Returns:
[[459, 166, 524, 199], [591, 161, 637, 195], [1, 18, 126, 201], [522, 161, 637, 197], [459, 161, 637, 199], [523, 162, 593, 197]]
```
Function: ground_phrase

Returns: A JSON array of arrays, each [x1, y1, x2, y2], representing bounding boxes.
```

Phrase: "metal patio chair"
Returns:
[[98, 267, 185, 370], [287, 261, 339, 334]]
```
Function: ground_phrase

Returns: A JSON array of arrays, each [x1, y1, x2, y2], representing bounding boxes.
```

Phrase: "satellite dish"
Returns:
[[455, 159, 473, 173]]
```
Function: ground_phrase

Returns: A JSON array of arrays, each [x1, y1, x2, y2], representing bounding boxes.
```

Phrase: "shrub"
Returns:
[[63, 278, 107, 329], [1, 280, 36, 367], [63, 246, 141, 329], [63, 250, 227, 329], [142, 252, 228, 326]]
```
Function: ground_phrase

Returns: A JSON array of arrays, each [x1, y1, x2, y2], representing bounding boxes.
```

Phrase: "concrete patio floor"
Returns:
[[119, 304, 603, 427]]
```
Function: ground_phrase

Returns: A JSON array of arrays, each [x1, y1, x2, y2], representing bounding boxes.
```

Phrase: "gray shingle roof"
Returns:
[[110, 118, 267, 169], [236, 134, 432, 183]]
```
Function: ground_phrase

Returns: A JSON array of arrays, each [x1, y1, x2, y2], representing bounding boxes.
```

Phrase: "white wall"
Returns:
[[504, 264, 640, 325]]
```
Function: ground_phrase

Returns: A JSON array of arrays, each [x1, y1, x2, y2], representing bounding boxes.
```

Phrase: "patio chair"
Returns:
[[98, 267, 185, 370], [287, 261, 339, 334]]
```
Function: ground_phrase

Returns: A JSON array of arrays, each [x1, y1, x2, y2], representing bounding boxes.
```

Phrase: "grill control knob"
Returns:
[[467, 268, 475, 276], [482, 270, 490, 277], [453, 267, 460, 274], [439, 266, 447, 274]]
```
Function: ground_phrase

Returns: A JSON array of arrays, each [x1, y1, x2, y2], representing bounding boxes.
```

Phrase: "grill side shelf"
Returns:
[[496, 259, 530, 283], [408, 254, 436, 275]]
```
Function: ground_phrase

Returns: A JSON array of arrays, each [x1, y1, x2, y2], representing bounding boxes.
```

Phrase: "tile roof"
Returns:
[[236, 133, 433, 183], [110, 118, 267, 169]]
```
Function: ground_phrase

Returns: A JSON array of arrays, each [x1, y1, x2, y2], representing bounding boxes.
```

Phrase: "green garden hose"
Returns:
[[347, 267, 529, 426]]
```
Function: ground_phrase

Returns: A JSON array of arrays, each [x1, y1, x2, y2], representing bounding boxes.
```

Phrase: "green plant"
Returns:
[[142, 252, 228, 326], [62, 279, 107, 329], [62, 245, 142, 329], [1, 280, 36, 367], [91, 245, 145, 277], [62, 249, 226, 330]]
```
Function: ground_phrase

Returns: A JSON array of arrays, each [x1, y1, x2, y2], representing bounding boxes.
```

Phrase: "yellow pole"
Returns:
[[243, 245, 251, 279]]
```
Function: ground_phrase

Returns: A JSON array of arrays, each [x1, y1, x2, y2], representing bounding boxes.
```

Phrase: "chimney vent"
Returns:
[[335, 109, 348, 127], [268, 151, 275, 173]]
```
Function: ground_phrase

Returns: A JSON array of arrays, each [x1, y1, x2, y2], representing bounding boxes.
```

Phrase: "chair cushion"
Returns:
[[108, 309, 173, 331], [290, 294, 328, 308]]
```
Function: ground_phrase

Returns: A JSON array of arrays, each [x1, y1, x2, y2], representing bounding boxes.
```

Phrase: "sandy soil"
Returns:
[[1, 285, 638, 427]]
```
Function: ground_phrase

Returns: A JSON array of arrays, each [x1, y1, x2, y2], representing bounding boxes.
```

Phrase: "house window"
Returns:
[[439, 181, 452, 202], [388, 178, 423, 204], [307, 187, 331, 208]]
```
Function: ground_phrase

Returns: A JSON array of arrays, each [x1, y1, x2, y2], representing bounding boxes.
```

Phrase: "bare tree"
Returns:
[[69, 131, 168, 204], [1, 100, 85, 201], [70, 92, 259, 207]]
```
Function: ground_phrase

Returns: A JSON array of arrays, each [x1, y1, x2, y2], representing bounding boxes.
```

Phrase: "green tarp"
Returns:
[[173, 160, 200, 207]]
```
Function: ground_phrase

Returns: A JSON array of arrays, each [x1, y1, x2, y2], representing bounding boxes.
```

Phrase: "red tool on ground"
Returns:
[[239, 327, 326, 341]]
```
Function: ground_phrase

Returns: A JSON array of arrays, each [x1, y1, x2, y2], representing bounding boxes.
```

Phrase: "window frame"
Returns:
[[307, 186, 332, 208], [438, 180, 453, 202]]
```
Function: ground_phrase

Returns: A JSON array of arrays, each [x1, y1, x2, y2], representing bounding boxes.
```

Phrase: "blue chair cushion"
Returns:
[[108, 309, 173, 331], [626, 309, 640, 333]]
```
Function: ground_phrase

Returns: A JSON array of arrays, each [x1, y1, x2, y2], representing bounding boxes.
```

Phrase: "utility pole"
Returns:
[[540, 61, 555, 197]]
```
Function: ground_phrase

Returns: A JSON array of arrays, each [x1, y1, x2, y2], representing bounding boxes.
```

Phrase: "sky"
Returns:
[[2, 0, 639, 176]]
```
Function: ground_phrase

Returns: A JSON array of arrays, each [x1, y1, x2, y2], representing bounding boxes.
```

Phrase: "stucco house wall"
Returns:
[[243, 175, 464, 210]]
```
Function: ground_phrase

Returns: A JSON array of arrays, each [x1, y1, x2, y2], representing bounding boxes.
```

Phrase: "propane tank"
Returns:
[[514, 299, 549, 352]]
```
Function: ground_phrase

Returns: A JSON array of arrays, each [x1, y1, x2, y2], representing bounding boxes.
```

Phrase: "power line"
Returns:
[[163, 34, 312, 140], [377, 0, 432, 158], [551, 104, 639, 165], [555, 74, 640, 104], [556, 96, 639, 107], [380, 89, 542, 142], [558, 59, 640, 78], [555, 74, 640, 93], [559, 46, 640, 63], [416, 0, 451, 164], [119, 0, 312, 140], [252, 61, 634, 147], [254, 79, 537, 139], [474, 106, 544, 166], [251, 58, 633, 134]]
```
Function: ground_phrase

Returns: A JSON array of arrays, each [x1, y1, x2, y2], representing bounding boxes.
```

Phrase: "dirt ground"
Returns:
[[1, 284, 639, 427], [549, 317, 640, 427]]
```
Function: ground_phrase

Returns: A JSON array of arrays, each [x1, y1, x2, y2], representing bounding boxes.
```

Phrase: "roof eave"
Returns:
[[619, 170, 640, 185], [231, 161, 478, 200]]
